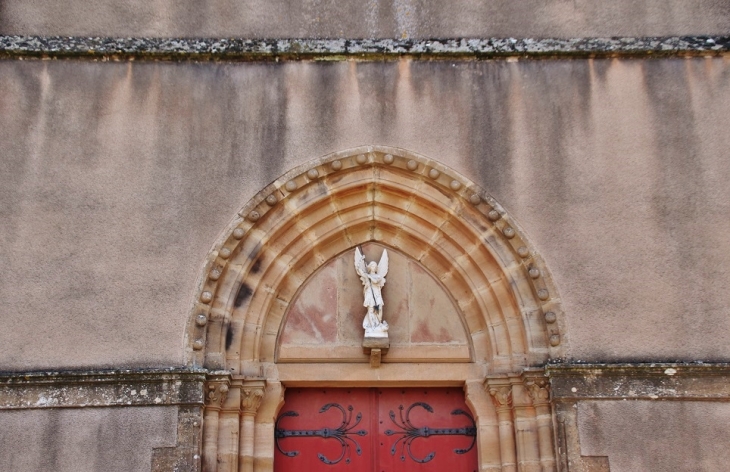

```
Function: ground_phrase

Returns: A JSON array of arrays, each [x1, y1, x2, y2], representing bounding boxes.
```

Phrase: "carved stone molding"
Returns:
[[520, 370, 557, 472], [487, 385, 513, 410], [523, 375, 550, 406], [189, 146, 565, 374], [240, 381, 265, 417], [204, 377, 230, 410]]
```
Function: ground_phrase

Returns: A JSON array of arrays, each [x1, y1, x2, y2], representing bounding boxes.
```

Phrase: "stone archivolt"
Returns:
[[188, 146, 564, 471], [188, 146, 563, 373]]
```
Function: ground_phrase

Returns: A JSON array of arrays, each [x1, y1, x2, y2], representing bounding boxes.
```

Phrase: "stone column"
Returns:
[[218, 386, 241, 472], [464, 380, 502, 471], [203, 379, 230, 472], [239, 381, 266, 472], [486, 379, 517, 472], [525, 378, 556, 472], [253, 380, 285, 471], [511, 378, 541, 472]]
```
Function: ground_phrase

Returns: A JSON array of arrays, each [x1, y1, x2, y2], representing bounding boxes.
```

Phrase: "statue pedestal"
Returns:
[[363, 336, 389, 368]]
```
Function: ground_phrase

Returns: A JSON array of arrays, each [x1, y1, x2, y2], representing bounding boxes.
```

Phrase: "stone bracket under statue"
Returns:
[[355, 247, 390, 367]]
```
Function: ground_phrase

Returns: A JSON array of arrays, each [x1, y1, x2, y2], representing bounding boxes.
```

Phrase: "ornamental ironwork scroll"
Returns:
[[384, 402, 477, 463], [275, 403, 368, 465]]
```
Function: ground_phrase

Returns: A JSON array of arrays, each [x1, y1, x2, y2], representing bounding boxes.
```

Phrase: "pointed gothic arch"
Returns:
[[187, 146, 565, 372], [190, 146, 564, 472]]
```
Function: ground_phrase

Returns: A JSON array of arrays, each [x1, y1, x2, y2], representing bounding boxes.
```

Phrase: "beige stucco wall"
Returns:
[[578, 401, 730, 471], [1, 0, 729, 38], [1, 57, 730, 370], [0, 406, 177, 471]]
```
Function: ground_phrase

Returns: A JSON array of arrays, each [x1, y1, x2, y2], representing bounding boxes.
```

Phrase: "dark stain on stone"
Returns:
[[519, 61, 593, 209], [213, 62, 289, 185], [309, 63, 340, 145], [251, 258, 262, 273], [642, 58, 707, 317], [328, 173, 344, 185], [248, 241, 262, 261], [590, 57, 612, 83], [225, 323, 234, 351], [40, 410, 61, 470], [458, 61, 516, 199], [234, 283, 253, 307], [257, 64, 290, 183], [432, 184, 455, 202], [354, 62, 398, 140], [313, 180, 330, 199]]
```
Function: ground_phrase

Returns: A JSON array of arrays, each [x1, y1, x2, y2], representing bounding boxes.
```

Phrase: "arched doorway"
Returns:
[[189, 146, 564, 471]]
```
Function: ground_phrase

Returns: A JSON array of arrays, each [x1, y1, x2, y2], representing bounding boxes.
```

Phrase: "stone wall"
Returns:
[[1, 57, 729, 371], [0, 407, 177, 471], [2, 3, 730, 471], [1, 0, 729, 38]]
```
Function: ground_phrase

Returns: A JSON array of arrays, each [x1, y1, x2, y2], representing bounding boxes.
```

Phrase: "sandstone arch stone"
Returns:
[[186, 146, 564, 374]]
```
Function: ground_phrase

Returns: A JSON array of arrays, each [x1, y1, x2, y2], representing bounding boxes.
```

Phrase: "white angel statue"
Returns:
[[354, 247, 389, 337]]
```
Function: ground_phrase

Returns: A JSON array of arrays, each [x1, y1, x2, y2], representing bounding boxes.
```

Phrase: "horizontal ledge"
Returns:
[[0, 368, 207, 384], [0, 368, 206, 409], [547, 363, 730, 400], [274, 362, 485, 385], [277, 344, 472, 363], [546, 362, 730, 377], [1, 36, 729, 61]]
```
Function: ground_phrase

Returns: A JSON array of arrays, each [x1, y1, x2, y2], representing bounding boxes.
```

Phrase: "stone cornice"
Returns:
[[0, 368, 206, 409], [547, 363, 730, 401], [3, 363, 730, 409], [1, 35, 728, 62]]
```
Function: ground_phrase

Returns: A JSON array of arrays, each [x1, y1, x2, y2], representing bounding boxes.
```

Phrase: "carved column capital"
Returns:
[[240, 380, 266, 417], [205, 380, 230, 410], [488, 385, 513, 410], [525, 378, 550, 406]]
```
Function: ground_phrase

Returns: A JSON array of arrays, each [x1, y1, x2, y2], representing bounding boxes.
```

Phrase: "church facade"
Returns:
[[1, 2, 730, 471]]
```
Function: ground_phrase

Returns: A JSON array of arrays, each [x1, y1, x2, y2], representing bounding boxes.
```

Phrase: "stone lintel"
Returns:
[[1, 35, 728, 62], [0, 369, 206, 409], [547, 363, 730, 400]]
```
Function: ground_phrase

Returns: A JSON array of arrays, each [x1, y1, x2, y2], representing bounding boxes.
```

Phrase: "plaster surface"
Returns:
[[0, 406, 177, 471], [279, 244, 469, 362], [578, 400, 730, 471], [1, 58, 729, 369], [1, 0, 729, 39]]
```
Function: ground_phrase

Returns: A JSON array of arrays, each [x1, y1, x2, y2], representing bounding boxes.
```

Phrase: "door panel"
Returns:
[[274, 388, 375, 472], [377, 389, 477, 471], [275, 388, 477, 472]]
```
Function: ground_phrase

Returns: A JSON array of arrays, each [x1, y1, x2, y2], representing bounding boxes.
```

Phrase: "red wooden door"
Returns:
[[274, 388, 477, 472]]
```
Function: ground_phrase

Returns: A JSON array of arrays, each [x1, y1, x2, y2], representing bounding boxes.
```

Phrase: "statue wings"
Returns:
[[354, 247, 367, 277], [354, 247, 389, 278], [376, 249, 388, 278]]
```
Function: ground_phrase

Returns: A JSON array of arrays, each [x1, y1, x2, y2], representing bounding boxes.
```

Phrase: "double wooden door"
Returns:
[[274, 387, 478, 472]]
